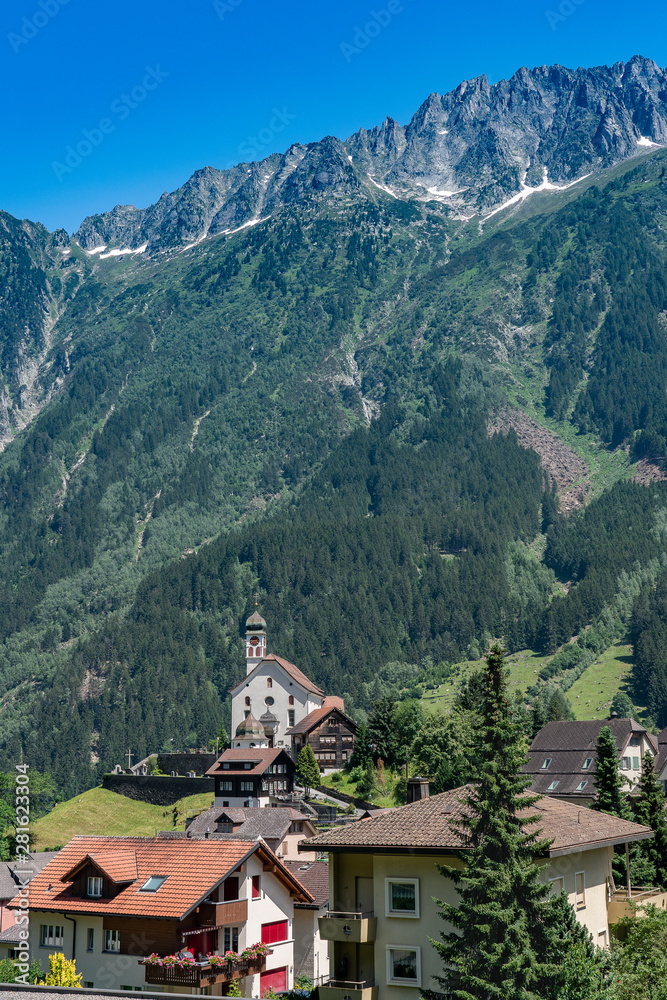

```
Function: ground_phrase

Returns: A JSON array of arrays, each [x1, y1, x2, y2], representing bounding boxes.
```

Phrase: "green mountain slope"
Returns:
[[4, 151, 667, 792]]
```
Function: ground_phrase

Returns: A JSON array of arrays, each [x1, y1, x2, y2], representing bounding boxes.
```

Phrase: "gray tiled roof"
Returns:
[[187, 806, 313, 841], [0, 852, 60, 900], [282, 859, 329, 907]]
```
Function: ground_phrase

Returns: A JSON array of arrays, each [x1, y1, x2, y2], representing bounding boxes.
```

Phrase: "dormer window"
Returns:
[[139, 876, 167, 893], [582, 758, 593, 770], [87, 876, 102, 898], [541, 758, 552, 770]]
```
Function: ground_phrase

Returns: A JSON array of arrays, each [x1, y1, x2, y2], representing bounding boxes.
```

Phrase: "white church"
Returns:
[[229, 610, 334, 750]]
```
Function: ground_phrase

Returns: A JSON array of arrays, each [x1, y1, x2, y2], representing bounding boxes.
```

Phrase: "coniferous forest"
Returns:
[[5, 148, 667, 794]]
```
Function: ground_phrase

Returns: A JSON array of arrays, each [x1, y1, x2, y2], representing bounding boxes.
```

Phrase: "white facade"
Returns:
[[231, 659, 323, 750], [28, 849, 302, 995]]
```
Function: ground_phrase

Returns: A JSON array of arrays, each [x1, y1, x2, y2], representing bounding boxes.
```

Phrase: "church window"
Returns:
[[245, 697, 251, 706], [267, 678, 273, 688], [265, 697, 274, 706], [288, 710, 295, 727], [288, 696, 294, 706]]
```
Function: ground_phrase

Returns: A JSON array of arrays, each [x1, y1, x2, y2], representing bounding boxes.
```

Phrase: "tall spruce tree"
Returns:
[[296, 745, 320, 798], [593, 726, 629, 817], [425, 645, 559, 1000], [637, 752, 667, 889]]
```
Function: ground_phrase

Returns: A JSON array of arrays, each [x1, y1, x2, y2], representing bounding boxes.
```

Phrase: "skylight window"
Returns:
[[576, 781, 588, 791], [139, 876, 167, 893], [547, 780, 559, 790], [582, 758, 593, 770], [541, 758, 552, 770]]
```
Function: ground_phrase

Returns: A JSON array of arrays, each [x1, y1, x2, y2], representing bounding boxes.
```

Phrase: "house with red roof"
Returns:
[[14, 835, 313, 994], [230, 612, 355, 768], [287, 704, 358, 774], [206, 748, 297, 809]]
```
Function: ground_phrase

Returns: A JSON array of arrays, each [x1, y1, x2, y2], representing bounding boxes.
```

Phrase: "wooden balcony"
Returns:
[[319, 978, 378, 1000], [142, 954, 265, 988], [318, 911, 377, 943]]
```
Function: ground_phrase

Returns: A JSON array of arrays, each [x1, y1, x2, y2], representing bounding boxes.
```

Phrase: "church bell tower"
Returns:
[[245, 607, 267, 672]]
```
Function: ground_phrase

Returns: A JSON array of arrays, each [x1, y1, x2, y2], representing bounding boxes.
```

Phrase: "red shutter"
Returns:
[[261, 920, 288, 944], [252, 875, 261, 899], [260, 967, 287, 993]]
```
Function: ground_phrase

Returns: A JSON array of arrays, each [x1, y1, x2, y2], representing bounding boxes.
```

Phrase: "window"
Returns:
[[630, 737, 640, 747], [576, 781, 588, 791], [223, 927, 239, 952], [224, 877, 240, 902], [252, 875, 261, 899], [222, 780, 232, 791], [105, 929, 121, 953], [385, 878, 419, 918], [582, 758, 593, 770], [139, 876, 167, 893], [541, 758, 552, 770], [87, 876, 102, 898], [87, 929, 94, 952], [41, 925, 64, 947], [598, 929, 608, 948], [547, 780, 559, 791], [244, 710, 250, 718], [288, 710, 295, 727], [288, 695, 294, 706], [621, 757, 630, 770], [265, 696, 274, 706], [633, 757, 640, 770], [261, 920, 289, 944], [320, 736, 336, 745], [387, 946, 421, 987], [575, 872, 586, 908], [267, 677, 273, 688], [548, 877, 564, 897], [218, 821, 234, 833], [245, 696, 251, 706], [241, 780, 254, 792], [342, 735, 353, 743]]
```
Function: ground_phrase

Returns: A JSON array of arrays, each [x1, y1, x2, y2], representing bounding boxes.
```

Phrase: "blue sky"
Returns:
[[2, 0, 666, 233]]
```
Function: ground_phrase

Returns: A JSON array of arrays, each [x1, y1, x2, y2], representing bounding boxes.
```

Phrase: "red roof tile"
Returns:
[[286, 706, 357, 737], [232, 655, 325, 697], [62, 850, 138, 884], [15, 835, 312, 919]]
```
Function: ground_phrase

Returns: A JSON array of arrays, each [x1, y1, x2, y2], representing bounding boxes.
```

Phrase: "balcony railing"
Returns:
[[608, 886, 667, 924], [142, 954, 266, 988], [318, 911, 377, 943], [319, 978, 378, 1000]]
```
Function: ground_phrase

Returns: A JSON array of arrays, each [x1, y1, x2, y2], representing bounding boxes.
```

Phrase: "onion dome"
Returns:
[[235, 713, 264, 738], [246, 610, 266, 631], [259, 710, 278, 727]]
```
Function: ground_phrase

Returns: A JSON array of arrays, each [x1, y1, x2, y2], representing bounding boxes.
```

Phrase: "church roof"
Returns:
[[230, 654, 325, 697], [246, 610, 266, 630], [234, 713, 264, 737]]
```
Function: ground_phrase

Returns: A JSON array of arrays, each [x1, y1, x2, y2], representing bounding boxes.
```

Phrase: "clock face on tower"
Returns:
[[250, 636, 259, 646]]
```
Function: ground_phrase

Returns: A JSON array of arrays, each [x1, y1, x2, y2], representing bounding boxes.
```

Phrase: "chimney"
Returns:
[[609, 711, 618, 720], [406, 777, 430, 804]]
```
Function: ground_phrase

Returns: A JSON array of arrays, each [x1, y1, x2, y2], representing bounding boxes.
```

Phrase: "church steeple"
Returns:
[[245, 603, 267, 672]]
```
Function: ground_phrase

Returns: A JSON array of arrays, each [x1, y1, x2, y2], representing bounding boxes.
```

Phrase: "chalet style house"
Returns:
[[206, 747, 297, 808], [287, 702, 358, 774], [523, 717, 658, 803], [230, 611, 356, 766], [301, 786, 659, 1000], [17, 835, 313, 994]]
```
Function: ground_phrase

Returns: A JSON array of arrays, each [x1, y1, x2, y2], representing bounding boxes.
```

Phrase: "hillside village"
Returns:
[[7, 617, 667, 997]]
